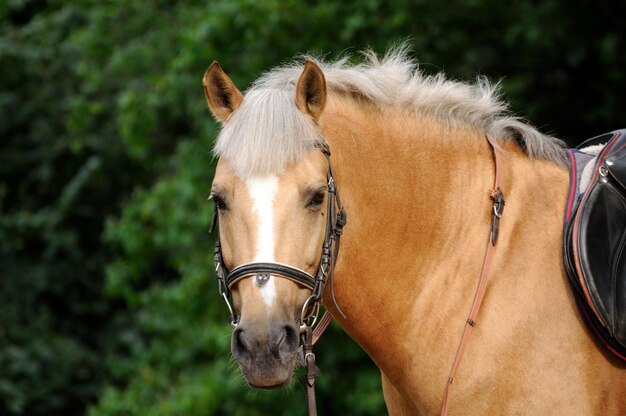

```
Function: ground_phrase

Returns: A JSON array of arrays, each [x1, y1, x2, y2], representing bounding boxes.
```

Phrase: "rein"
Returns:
[[210, 141, 347, 416], [440, 135, 505, 415]]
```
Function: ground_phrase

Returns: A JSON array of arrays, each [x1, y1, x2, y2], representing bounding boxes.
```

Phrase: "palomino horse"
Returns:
[[204, 48, 625, 415]]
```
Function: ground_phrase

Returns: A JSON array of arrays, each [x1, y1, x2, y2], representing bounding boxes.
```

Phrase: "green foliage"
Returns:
[[0, 2, 118, 414], [1, 0, 625, 415]]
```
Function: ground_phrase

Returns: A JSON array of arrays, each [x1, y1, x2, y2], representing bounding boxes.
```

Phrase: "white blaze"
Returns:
[[246, 175, 279, 308]]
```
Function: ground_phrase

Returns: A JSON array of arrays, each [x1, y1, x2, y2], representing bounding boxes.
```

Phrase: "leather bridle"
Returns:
[[210, 141, 347, 416]]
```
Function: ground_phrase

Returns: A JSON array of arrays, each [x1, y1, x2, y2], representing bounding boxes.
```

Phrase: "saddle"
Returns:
[[563, 129, 626, 361]]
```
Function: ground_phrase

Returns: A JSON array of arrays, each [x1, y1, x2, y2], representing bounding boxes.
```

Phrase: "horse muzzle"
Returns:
[[231, 320, 299, 388]]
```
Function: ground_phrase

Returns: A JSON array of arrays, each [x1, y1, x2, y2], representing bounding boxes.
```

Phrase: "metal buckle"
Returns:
[[491, 188, 505, 219]]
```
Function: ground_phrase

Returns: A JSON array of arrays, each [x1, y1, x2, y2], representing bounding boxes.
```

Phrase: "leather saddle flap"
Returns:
[[570, 129, 626, 351]]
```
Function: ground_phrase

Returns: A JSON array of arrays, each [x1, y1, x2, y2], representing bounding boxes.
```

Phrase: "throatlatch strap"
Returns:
[[440, 135, 505, 415]]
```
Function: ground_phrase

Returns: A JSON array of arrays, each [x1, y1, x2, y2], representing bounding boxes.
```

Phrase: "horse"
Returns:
[[203, 48, 626, 415]]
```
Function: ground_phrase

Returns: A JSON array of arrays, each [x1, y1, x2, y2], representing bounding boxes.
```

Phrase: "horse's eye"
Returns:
[[212, 195, 227, 211], [307, 191, 325, 209]]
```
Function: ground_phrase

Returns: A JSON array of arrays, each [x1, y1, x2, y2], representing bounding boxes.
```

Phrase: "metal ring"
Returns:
[[300, 297, 320, 330], [300, 296, 313, 322], [599, 164, 609, 177]]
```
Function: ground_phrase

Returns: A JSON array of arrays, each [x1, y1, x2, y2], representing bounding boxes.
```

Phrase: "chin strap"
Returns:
[[440, 135, 505, 415]]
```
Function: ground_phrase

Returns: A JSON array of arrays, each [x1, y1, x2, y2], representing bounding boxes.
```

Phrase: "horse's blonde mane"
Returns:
[[214, 45, 567, 177]]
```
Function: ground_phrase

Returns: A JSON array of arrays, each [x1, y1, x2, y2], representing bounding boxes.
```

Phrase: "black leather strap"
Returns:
[[226, 262, 316, 291]]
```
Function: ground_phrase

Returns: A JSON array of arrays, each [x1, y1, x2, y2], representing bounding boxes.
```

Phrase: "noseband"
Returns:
[[210, 141, 347, 327]]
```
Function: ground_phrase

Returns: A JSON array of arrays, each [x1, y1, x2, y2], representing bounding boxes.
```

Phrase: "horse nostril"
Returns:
[[284, 325, 297, 349], [233, 328, 251, 361], [273, 325, 297, 358]]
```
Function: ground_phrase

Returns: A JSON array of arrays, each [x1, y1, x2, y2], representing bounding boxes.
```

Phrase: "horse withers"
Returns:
[[204, 49, 626, 415]]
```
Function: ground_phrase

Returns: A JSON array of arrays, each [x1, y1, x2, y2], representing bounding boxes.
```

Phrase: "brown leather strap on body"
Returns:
[[440, 135, 505, 415]]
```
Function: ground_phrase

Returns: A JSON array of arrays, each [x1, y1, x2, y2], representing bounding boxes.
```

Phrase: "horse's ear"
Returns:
[[295, 60, 327, 121], [203, 61, 243, 123]]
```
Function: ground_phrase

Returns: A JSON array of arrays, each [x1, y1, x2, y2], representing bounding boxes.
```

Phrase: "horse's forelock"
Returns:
[[213, 88, 324, 178]]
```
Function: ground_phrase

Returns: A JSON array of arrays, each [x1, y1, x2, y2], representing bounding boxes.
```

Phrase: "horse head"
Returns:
[[204, 60, 335, 388]]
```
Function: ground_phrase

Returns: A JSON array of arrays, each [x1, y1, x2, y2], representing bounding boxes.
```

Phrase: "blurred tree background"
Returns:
[[1, 0, 625, 415]]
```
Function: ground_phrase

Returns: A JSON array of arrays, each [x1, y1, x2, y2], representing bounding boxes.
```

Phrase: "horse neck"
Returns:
[[321, 99, 497, 348], [320, 98, 570, 408]]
